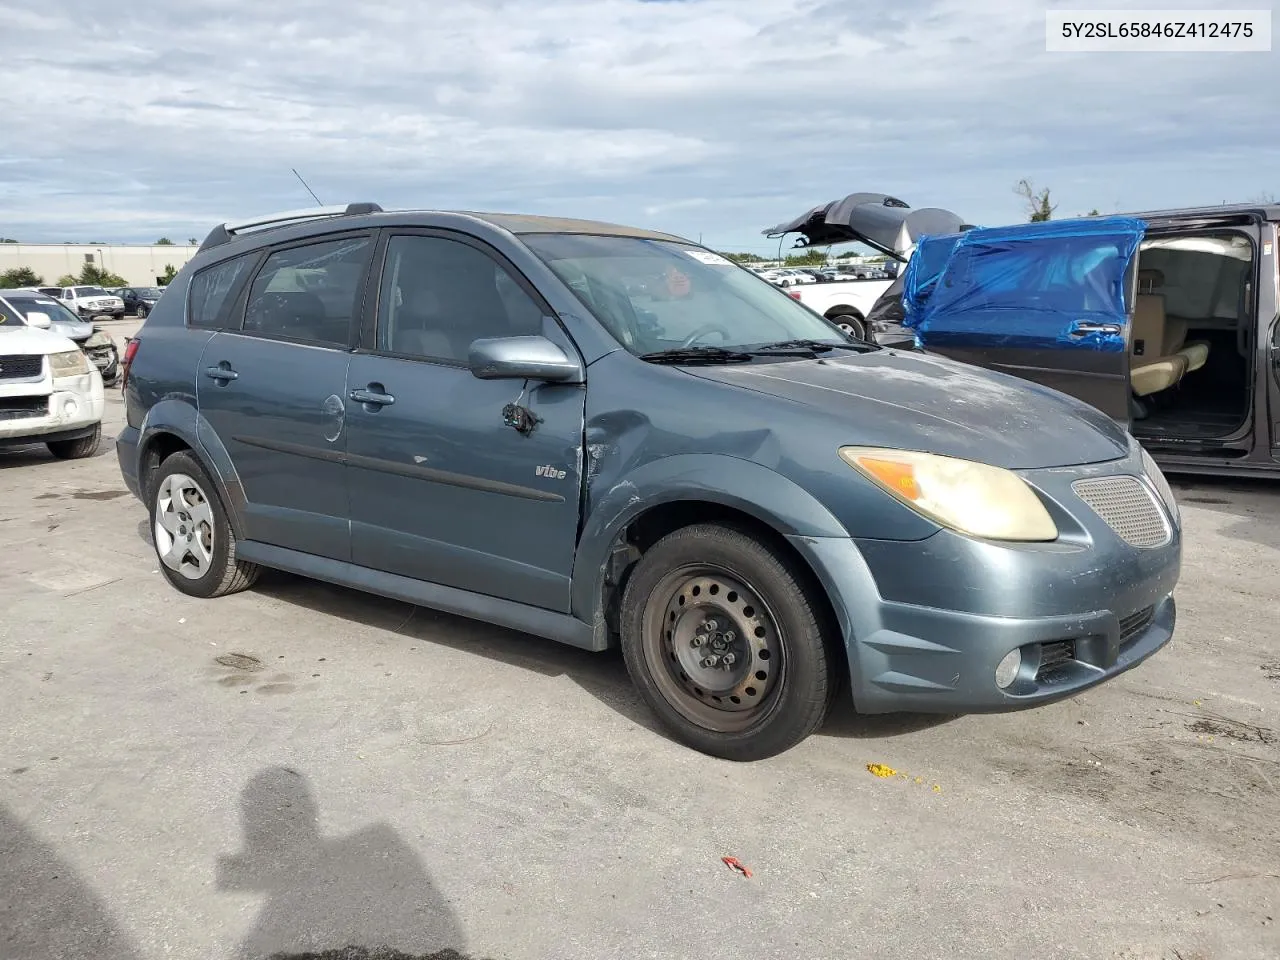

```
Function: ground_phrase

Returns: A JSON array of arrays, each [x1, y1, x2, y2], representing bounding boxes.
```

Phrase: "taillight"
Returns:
[[787, 290, 802, 300], [120, 337, 140, 389]]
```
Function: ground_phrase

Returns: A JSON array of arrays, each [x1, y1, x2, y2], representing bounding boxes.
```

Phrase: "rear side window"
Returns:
[[243, 236, 373, 346], [189, 254, 254, 329]]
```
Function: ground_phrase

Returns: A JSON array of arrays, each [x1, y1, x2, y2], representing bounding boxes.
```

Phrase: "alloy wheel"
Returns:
[[154, 473, 215, 580]]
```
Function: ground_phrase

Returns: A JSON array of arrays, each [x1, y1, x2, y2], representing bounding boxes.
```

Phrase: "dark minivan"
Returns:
[[116, 203, 1182, 760]]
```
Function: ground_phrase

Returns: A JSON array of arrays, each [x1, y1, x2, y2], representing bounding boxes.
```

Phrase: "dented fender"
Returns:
[[569, 453, 853, 623]]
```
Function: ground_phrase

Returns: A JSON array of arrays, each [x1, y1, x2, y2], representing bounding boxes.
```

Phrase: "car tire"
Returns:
[[136, 305, 148, 319], [829, 313, 868, 340], [619, 522, 836, 761], [148, 450, 261, 599], [46, 423, 102, 460]]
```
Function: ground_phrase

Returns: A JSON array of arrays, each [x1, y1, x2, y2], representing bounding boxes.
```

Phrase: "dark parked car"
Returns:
[[115, 202, 1181, 760], [772, 193, 1280, 480], [116, 285, 164, 318]]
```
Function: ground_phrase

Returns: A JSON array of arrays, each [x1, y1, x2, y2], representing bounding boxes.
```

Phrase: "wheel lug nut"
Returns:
[[724, 631, 736, 642], [722, 652, 736, 666], [691, 634, 706, 647], [701, 656, 719, 669], [701, 619, 717, 632]]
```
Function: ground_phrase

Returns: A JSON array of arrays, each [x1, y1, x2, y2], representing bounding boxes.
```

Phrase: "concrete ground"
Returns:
[[2, 329, 1277, 960]]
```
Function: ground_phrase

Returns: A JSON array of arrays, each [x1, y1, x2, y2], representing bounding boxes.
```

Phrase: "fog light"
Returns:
[[64, 399, 79, 418], [995, 648, 1022, 689]]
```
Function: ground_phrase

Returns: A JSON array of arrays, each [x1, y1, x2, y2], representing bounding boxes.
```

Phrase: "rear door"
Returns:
[[195, 232, 376, 560], [907, 221, 1141, 424]]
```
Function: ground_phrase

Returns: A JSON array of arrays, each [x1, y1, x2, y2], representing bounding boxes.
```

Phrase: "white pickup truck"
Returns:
[[785, 274, 897, 339], [763, 192, 970, 344]]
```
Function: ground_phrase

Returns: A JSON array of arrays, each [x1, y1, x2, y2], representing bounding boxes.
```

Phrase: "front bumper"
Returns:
[[0, 376, 105, 446], [789, 449, 1181, 714]]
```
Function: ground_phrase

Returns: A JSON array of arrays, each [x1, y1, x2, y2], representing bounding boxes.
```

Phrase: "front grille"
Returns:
[[0, 395, 49, 420], [0, 354, 44, 381], [1071, 475, 1170, 548], [1036, 639, 1075, 680], [1119, 605, 1155, 645]]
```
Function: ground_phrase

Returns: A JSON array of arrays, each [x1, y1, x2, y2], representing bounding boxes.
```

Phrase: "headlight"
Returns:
[[838, 446, 1059, 541], [49, 349, 91, 377], [1139, 447, 1179, 523]]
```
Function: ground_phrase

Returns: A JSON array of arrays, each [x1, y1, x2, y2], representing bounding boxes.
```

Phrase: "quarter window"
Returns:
[[189, 254, 255, 329], [242, 237, 373, 346], [375, 235, 545, 361]]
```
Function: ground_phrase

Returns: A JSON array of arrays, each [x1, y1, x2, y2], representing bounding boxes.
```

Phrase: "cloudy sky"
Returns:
[[2, 0, 1275, 252]]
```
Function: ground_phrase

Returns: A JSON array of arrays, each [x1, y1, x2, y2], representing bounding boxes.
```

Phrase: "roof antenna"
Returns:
[[291, 168, 323, 206]]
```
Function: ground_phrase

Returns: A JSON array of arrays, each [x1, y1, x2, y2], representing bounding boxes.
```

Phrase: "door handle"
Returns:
[[350, 385, 395, 407], [1068, 321, 1122, 337], [204, 364, 238, 381]]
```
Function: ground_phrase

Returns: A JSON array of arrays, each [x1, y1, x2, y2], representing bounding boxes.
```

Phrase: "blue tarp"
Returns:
[[901, 216, 1147, 352]]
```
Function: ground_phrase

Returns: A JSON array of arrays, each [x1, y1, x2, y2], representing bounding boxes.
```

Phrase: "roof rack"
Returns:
[[198, 202, 384, 252]]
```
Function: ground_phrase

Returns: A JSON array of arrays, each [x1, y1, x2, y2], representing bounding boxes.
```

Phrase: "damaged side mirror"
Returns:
[[468, 335, 583, 384]]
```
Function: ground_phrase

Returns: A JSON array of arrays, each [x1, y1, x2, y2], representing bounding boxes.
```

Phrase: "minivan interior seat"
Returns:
[[1129, 283, 1188, 397], [1137, 268, 1209, 372]]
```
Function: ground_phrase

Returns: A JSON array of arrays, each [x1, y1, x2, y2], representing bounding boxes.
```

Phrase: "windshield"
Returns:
[[3, 295, 84, 324], [75, 286, 109, 297], [135, 287, 162, 298], [523, 234, 856, 355]]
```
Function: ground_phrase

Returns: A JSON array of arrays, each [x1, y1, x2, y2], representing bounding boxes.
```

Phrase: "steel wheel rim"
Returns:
[[154, 473, 215, 580], [641, 564, 786, 734]]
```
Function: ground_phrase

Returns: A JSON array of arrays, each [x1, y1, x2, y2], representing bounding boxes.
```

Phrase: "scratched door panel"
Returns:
[[343, 352, 586, 613]]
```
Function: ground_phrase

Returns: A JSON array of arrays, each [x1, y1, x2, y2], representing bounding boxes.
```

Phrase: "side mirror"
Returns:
[[468, 335, 582, 383], [26, 311, 52, 329]]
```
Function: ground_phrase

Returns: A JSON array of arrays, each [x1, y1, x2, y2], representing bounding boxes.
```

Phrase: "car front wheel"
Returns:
[[619, 523, 836, 761], [47, 424, 101, 460], [136, 304, 148, 319], [149, 451, 260, 598]]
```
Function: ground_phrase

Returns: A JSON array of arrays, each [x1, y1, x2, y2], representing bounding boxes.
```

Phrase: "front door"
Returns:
[[195, 232, 376, 560], [344, 231, 586, 613], [908, 219, 1141, 424]]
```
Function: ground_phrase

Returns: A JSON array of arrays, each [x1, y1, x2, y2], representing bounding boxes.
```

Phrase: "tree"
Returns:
[[0, 266, 43, 286], [159, 263, 179, 284], [717, 251, 764, 263], [1, 238, 17, 244], [155, 237, 174, 245], [785, 249, 828, 267], [55, 263, 128, 288], [188, 237, 198, 245], [1086, 208, 1100, 216], [1015, 179, 1056, 222]]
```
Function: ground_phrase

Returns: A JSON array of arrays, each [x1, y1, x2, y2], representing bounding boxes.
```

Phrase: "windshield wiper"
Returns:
[[639, 346, 755, 364], [747, 338, 877, 355]]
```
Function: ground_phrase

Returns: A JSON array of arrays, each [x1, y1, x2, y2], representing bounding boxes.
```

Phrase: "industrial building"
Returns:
[[0, 242, 198, 287]]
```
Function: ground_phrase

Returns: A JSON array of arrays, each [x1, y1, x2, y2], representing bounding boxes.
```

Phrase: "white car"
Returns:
[[60, 285, 125, 320], [0, 312, 105, 459]]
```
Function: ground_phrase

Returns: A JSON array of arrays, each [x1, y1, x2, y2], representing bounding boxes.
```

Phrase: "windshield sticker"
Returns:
[[685, 250, 734, 266], [1264, 242, 1273, 256]]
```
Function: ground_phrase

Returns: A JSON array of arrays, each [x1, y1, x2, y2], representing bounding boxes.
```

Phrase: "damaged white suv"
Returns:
[[0, 308, 104, 459]]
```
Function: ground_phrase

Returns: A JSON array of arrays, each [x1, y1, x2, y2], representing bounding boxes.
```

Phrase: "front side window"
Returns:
[[74, 286, 108, 297], [189, 253, 254, 329], [242, 237, 373, 345], [522, 234, 850, 355], [375, 235, 545, 361]]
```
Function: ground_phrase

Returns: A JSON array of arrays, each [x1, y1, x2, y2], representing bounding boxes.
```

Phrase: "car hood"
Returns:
[[0, 325, 77, 355], [681, 349, 1131, 470], [49, 318, 95, 341]]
